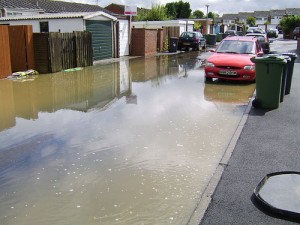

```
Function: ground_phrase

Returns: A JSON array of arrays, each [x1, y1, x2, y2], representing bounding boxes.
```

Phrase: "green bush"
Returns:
[[280, 15, 300, 34]]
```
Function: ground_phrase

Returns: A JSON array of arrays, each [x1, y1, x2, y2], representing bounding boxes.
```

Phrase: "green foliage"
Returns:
[[192, 10, 204, 19], [165, 1, 192, 19], [247, 16, 256, 26], [135, 4, 169, 21], [165, 3, 177, 19], [194, 21, 202, 30], [279, 15, 300, 33], [207, 12, 214, 19]]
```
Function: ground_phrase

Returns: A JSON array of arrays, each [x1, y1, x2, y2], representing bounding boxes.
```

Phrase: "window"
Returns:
[[40, 21, 49, 32]]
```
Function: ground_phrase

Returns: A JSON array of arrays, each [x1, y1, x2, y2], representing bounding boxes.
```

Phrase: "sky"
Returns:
[[63, 0, 300, 16]]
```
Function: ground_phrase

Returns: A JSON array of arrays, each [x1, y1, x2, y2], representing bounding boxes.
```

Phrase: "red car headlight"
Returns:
[[206, 62, 215, 67], [244, 65, 255, 70]]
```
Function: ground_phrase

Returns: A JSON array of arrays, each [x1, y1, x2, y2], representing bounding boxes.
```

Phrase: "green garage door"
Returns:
[[86, 20, 112, 61]]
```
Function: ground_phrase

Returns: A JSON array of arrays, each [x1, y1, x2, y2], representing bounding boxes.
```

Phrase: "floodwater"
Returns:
[[0, 52, 255, 225]]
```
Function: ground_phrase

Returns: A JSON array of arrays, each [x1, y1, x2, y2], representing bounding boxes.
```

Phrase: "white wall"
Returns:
[[118, 20, 129, 56], [49, 18, 84, 32], [0, 18, 84, 32], [0, 20, 41, 32]]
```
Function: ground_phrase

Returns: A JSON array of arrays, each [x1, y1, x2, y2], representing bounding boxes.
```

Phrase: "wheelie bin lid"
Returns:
[[253, 171, 300, 222], [251, 55, 287, 64], [282, 52, 298, 60]]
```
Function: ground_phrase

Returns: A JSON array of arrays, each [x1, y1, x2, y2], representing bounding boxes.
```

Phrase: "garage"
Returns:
[[86, 20, 113, 61]]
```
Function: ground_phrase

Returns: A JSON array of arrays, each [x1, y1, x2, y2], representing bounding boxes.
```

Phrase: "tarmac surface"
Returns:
[[198, 48, 300, 224]]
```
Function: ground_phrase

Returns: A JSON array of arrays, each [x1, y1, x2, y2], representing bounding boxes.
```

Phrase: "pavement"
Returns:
[[194, 48, 300, 224]]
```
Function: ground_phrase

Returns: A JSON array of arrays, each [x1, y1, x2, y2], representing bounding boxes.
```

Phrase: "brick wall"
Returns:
[[131, 28, 158, 56]]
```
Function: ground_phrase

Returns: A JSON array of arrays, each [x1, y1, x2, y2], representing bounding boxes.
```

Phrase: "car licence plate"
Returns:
[[219, 70, 237, 75], [183, 42, 191, 46]]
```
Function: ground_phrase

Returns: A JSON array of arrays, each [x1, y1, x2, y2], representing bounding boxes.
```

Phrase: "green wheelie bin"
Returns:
[[251, 55, 287, 109]]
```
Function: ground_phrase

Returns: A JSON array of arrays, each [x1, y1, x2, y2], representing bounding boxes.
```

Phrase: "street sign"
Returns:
[[124, 6, 137, 16]]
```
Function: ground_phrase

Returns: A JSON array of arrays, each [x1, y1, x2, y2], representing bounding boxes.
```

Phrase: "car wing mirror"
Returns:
[[269, 40, 273, 43], [257, 51, 264, 56]]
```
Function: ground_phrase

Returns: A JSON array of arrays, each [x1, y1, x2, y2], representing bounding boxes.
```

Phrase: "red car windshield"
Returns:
[[216, 40, 254, 54]]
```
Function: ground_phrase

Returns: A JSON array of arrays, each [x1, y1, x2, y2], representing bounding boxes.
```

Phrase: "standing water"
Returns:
[[0, 53, 255, 225]]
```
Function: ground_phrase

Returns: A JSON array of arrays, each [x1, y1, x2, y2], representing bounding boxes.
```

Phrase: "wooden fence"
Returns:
[[0, 26, 12, 79], [162, 26, 180, 51], [34, 31, 93, 74]]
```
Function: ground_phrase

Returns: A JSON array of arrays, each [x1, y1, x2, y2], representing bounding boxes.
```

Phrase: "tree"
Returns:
[[192, 10, 204, 19], [279, 15, 300, 34], [247, 16, 256, 26], [165, 2, 177, 19], [165, 1, 192, 19], [207, 12, 215, 19], [135, 4, 169, 21], [178, 1, 192, 18], [194, 21, 202, 31]]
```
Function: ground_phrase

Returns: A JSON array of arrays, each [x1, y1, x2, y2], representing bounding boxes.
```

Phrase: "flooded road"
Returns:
[[0, 52, 255, 225]]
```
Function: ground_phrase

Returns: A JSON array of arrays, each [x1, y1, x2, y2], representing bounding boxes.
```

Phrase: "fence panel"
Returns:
[[62, 33, 75, 70], [0, 26, 12, 79], [33, 31, 93, 74], [33, 33, 50, 74], [49, 32, 63, 73], [74, 31, 93, 67]]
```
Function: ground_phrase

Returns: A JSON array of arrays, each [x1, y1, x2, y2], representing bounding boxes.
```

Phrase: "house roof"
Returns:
[[0, 0, 113, 15], [286, 8, 300, 15], [222, 14, 238, 20], [0, 11, 117, 21], [270, 10, 286, 16], [0, 0, 41, 10], [27, 0, 112, 14], [254, 11, 270, 17], [238, 12, 254, 19]]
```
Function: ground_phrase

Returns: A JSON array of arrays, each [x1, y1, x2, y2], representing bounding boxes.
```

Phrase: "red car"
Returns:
[[204, 36, 264, 82]]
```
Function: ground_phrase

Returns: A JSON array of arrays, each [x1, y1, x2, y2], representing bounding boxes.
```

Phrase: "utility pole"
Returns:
[[205, 5, 209, 18]]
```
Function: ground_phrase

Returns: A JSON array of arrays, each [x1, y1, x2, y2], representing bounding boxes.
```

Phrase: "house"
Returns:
[[222, 14, 238, 25], [0, 0, 130, 59], [238, 12, 254, 24], [270, 10, 286, 29], [254, 11, 270, 28]]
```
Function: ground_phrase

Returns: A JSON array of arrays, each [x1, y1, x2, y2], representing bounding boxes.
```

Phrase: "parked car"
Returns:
[[177, 31, 206, 51], [224, 30, 238, 36], [292, 27, 300, 40], [204, 36, 264, 82], [246, 27, 265, 34], [267, 28, 279, 38], [245, 33, 271, 54]]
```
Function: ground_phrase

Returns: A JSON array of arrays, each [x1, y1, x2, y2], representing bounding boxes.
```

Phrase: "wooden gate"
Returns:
[[8, 25, 34, 72], [0, 26, 12, 79]]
